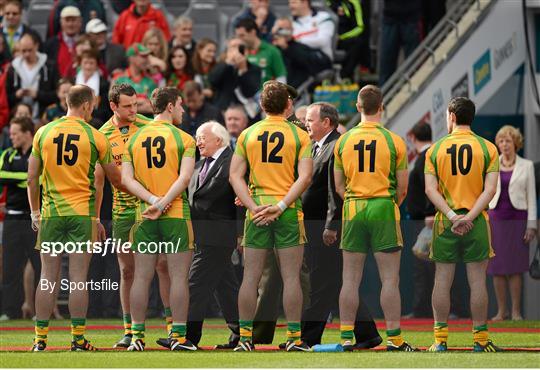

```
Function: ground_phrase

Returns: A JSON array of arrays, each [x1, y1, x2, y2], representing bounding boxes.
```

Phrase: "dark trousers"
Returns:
[[186, 245, 240, 346], [1, 214, 40, 318], [302, 221, 380, 346], [338, 35, 371, 79], [378, 19, 421, 86]]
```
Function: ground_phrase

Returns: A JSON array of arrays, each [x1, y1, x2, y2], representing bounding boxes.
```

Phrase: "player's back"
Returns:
[[124, 119, 195, 218], [237, 115, 311, 206], [33, 116, 111, 217], [425, 127, 499, 211], [334, 121, 407, 201]]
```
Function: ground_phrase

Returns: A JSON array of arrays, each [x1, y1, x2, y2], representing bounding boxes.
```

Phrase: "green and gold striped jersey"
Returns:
[[235, 115, 312, 208], [99, 114, 151, 218], [334, 121, 407, 201], [123, 120, 196, 219], [32, 116, 113, 217]]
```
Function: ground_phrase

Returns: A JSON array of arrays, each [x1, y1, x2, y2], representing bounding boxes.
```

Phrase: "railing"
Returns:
[[346, 0, 497, 129]]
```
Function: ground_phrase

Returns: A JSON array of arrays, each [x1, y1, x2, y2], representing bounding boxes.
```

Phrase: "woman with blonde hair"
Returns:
[[142, 28, 169, 87], [488, 125, 537, 321]]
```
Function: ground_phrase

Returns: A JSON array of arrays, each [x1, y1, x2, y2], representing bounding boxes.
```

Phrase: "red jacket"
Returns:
[[0, 63, 9, 130], [112, 3, 170, 49]]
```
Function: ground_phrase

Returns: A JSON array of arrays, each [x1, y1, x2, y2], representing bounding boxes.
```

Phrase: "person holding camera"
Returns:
[[271, 17, 331, 89], [208, 37, 261, 114]]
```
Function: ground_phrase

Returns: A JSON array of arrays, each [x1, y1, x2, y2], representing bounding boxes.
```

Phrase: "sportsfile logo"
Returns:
[[40, 238, 183, 256]]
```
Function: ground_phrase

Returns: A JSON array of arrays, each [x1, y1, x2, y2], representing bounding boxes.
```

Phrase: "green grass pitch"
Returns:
[[1, 319, 539, 368]]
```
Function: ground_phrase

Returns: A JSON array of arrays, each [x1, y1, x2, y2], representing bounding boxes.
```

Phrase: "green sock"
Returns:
[[171, 322, 187, 343], [340, 324, 354, 341], [71, 318, 86, 343], [287, 322, 301, 342], [132, 323, 145, 341], [35, 320, 49, 343], [123, 313, 132, 336], [386, 328, 404, 346], [164, 307, 173, 334], [239, 320, 253, 342]]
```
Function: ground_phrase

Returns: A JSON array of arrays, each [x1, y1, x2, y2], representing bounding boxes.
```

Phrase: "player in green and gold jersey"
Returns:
[[229, 81, 313, 352], [334, 85, 416, 352], [28, 85, 124, 351], [94, 84, 173, 349], [425, 97, 502, 352], [121, 87, 197, 351]]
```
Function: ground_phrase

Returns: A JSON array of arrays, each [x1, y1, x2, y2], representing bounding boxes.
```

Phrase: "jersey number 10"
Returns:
[[446, 144, 472, 175]]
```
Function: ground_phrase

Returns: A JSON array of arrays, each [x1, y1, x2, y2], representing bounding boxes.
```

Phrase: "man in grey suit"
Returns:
[[301, 102, 382, 348], [185, 121, 241, 348]]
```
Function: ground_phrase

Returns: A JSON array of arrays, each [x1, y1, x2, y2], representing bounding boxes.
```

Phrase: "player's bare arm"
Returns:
[[229, 153, 270, 215], [94, 164, 106, 241], [252, 157, 313, 226], [395, 169, 408, 206], [121, 161, 160, 206], [333, 167, 346, 200], [142, 156, 196, 220], [27, 155, 42, 231]]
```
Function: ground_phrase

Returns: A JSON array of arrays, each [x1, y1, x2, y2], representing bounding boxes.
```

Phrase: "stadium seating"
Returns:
[[25, 0, 54, 41], [181, 0, 229, 50]]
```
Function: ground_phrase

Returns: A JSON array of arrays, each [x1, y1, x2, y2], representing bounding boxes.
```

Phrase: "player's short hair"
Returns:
[[66, 85, 94, 109], [10, 116, 34, 134], [309, 102, 339, 128], [409, 122, 432, 142], [109, 83, 137, 105], [495, 125, 523, 151], [235, 18, 258, 33], [260, 81, 288, 115], [196, 120, 231, 147], [151, 86, 181, 114], [447, 97, 475, 126], [358, 85, 382, 115]]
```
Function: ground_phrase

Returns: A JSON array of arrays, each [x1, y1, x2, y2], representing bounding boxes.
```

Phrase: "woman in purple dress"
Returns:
[[488, 126, 537, 321]]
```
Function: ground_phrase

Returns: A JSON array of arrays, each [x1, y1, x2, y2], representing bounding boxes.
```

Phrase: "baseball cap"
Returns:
[[60, 6, 81, 18], [86, 19, 107, 34], [126, 43, 151, 57]]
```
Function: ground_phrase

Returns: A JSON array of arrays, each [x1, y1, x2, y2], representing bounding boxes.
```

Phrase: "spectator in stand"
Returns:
[[41, 78, 72, 126], [192, 38, 217, 100], [208, 37, 261, 114], [0, 35, 9, 129], [289, 0, 335, 62], [6, 33, 58, 121], [113, 43, 156, 116], [170, 16, 196, 59], [1, 0, 42, 59], [47, 0, 106, 40], [422, 0, 446, 34], [0, 102, 31, 157], [166, 45, 193, 91], [181, 81, 224, 137], [224, 105, 249, 151], [142, 28, 168, 87], [43, 6, 82, 78], [378, 0, 422, 86], [0, 0, 4, 23], [112, 0, 171, 49], [111, 0, 132, 15], [326, 0, 371, 79], [75, 49, 110, 123], [86, 19, 127, 79], [232, 0, 276, 43], [271, 17, 331, 89], [235, 18, 286, 84], [0, 23, 9, 66]]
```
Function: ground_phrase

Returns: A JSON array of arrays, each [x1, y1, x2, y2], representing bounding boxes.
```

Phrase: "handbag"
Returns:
[[530, 244, 540, 280]]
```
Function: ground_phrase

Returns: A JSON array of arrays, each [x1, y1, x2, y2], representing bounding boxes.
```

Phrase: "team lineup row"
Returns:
[[27, 81, 502, 353]]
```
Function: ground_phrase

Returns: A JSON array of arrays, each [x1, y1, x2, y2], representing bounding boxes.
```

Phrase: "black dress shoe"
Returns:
[[353, 335, 383, 349], [214, 342, 238, 350]]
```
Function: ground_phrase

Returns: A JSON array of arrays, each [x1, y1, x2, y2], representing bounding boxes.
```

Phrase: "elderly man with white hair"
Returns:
[[184, 120, 242, 349]]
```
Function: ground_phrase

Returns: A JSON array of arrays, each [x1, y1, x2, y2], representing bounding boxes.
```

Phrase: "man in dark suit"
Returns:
[[185, 120, 241, 349], [301, 102, 382, 348]]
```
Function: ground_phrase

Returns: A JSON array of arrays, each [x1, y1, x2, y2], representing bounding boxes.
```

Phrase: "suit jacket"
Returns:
[[188, 147, 238, 247], [407, 147, 435, 220], [301, 129, 341, 230], [489, 155, 537, 229]]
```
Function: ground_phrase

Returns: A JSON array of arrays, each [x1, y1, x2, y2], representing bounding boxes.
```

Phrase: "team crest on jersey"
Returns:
[[120, 127, 129, 134]]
